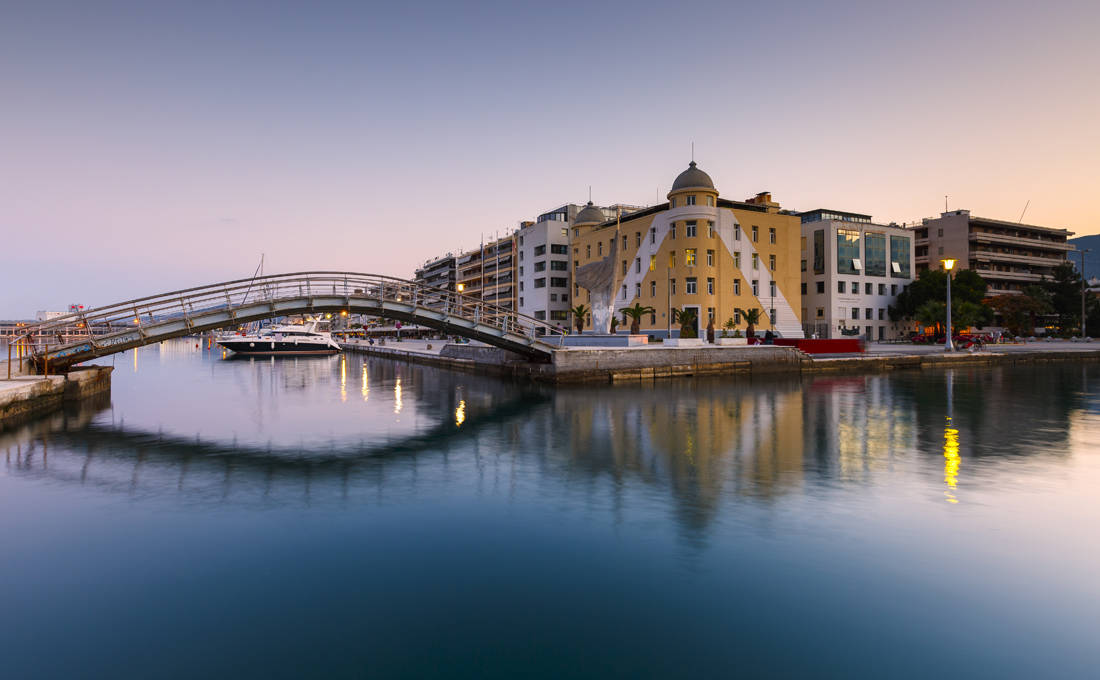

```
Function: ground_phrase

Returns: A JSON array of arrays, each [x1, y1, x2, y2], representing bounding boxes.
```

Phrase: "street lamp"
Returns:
[[1073, 248, 1090, 339], [456, 283, 465, 293], [942, 258, 956, 352]]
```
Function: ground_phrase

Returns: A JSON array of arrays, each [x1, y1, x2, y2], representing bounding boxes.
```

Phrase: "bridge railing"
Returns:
[[15, 271, 567, 359]]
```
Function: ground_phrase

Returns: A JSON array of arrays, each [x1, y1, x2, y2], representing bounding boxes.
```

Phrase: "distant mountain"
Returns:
[[1069, 235, 1100, 278]]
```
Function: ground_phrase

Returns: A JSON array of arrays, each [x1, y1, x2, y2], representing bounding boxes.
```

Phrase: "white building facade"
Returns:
[[800, 209, 915, 341]]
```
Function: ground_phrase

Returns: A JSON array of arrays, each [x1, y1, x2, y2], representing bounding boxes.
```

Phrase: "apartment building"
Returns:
[[456, 234, 518, 314], [913, 210, 1072, 295], [412, 253, 456, 310], [799, 209, 915, 340], [570, 161, 804, 338]]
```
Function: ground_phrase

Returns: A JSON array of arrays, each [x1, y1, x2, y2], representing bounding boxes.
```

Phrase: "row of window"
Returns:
[[810, 307, 889, 321], [531, 277, 568, 289], [802, 281, 901, 296], [812, 229, 912, 278], [618, 277, 775, 299]]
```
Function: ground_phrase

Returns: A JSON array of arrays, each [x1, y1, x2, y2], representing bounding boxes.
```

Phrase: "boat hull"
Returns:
[[217, 339, 340, 355]]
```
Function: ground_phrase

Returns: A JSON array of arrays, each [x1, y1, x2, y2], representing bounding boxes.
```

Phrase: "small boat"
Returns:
[[216, 321, 341, 355]]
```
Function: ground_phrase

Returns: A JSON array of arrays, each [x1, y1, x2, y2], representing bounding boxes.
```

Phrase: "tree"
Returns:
[[1043, 262, 1084, 335], [671, 307, 698, 338], [619, 303, 656, 335], [891, 268, 989, 321], [609, 316, 620, 334], [987, 290, 1053, 337], [736, 307, 763, 338], [915, 301, 947, 331], [723, 317, 736, 337], [570, 304, 589, 335]]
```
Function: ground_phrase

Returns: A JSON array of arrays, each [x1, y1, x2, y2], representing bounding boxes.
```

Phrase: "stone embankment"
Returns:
[[341, 338, 1100, 384], [0, 366, 113, 428]]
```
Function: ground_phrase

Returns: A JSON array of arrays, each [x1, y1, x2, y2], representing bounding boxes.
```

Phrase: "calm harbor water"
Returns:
[[2, 339, 1098, 678]]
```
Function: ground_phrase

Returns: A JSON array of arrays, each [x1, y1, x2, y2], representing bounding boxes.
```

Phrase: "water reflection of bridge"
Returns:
[[3, 364, 1088, 531]]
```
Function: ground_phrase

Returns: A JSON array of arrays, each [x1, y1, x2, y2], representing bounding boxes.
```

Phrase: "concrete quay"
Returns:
[[0, 366, 114, 429], [341, 338, 1100, 384]]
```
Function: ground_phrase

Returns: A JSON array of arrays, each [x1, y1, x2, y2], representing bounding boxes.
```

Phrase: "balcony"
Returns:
[[970, 231, 1072, 251], [971, 249, 1065, 267]]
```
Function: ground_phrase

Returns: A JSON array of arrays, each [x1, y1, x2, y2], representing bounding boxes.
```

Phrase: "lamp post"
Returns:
[[942, 258, 957, 352], [1074, 249, 1090, 339]]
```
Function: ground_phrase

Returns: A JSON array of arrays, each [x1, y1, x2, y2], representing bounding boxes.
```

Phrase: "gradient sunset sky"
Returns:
[[2, 0, 1098, 316]]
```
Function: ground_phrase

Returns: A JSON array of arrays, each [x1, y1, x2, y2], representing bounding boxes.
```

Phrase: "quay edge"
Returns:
[[0, 366, 113, 429]]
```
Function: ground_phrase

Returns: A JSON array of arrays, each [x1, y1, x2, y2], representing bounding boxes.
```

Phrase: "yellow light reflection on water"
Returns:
[[394, 378, 403, 414], [361, 365, 369, 401], [455, 399, 466, 427], [132, 347, 138, 373], [944, 416, 960, 503], [340, 355, 347, 402]]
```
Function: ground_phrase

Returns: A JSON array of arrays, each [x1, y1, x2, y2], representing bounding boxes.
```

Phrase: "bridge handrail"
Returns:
[[16, 271, 567, 356]]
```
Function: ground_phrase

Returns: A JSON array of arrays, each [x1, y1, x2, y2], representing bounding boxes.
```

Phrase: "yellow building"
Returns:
[[571, 162, 804, 338]]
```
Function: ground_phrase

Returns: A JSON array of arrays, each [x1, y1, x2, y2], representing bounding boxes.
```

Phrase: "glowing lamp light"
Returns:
[[457, 283, 465, 292], [133, 318, 141, 325], [941, 258, 957, 271], [341, 310, 348, 317]]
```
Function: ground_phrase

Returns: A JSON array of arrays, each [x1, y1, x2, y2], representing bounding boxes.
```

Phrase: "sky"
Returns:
[[2, 0, 1098, 316]]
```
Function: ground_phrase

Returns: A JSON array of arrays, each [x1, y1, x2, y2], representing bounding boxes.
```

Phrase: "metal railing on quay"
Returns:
[[14, 272, 567, 363]]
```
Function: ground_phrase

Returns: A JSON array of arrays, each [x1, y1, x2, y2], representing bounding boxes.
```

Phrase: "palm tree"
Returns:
[[619, 303, 656, 335], [736, 307, 763, 338], [570, 304, 590, 335], [671, 307, 698, 339], [610, 316, 620, 334], [722, 317, 735, 337]]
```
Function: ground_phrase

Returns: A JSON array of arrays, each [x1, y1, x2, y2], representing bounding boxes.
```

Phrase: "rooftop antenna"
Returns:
[[945, 195, 948, 212], [589, 185, 592, 203], [691, 141, 695, 163], [1018, 199, 1030, 223]]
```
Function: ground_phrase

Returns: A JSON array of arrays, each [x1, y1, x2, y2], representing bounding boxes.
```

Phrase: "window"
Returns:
[[707, 249, 715, 266], [752, 280, 759, 296], [670, 224, 677, 239], [519, 251, 524, 261], [938, 228, 944, 237], [851, 307, 859, 320], [669, 251, 676, 268], [752, 225, 759, 242], [707, 277, 714, 294], [735, 309, 742, 324], [586, 245, 591, 258], [813, 229, 825, 274], [734, 252, 741, 268], [686, 277, 698, 294], [817, 281, 825, 294], [865, 282, 872, 295], [770, 281, 776, 298], [562, 294, 568, 302], [706, 196, 714, 207], [864, 232, 887, 276], [769, 254, 776, 270], [635, 282, 641, 298], [551, 260, 568, 271], [670, 197, 676, 208], [534, 245, 546, 256], [650, 312, 656, 324], [735, 224, 742, 241], [650, 280, 656, 297], [801, 282, 807, 295], [801, 259, 807, 272], [534, 261, 546, 272], [649, 255, 656, 271], [635, 232, 641, 247], [838, 281, 846, 294], [707, 221, 714, 237], [622, 235, 627, 250], [878, 308, 885, 320], [550, 310, 568, 321], [519, 266, 524, 276], [686, 221, 697, 237], [621, 285, 627, 299], [708, 307, 715, 322], [891, 284, 898, 296], [622, 260, 628, 275], [686, 195, 696, 205], [878, 284, 886, 295], [546, 277, 563, 287], [670, 279, 677, 295], [635, 258, 641, 273], [837, 229, 860, 274], [550, 294, 557, 302], [519, 236, 524, 246], [598, 242, 603, 256], [734, 279, 741, 295], [752, 253, 759, 270], [650, 228, 656, 244], [519, 297, 524, 306], [550, 244, 568, 255], [890, 236, 911, 279], [685, 248, 697, 266], [535, 311, 545, 320], [769, 227, 776, 244], [816, 308, 824, 318], [574, 260, 579, 270], [865, 308, 873, 320], [535, 278, 546, 289], [520, 281, 525, 291]]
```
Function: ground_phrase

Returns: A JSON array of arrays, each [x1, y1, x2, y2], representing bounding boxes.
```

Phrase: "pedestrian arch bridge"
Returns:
[[17, 272, 565, 372]]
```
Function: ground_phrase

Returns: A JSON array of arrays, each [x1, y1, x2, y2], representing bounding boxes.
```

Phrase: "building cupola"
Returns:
[[574, 201, 605, 226], [667, 161, 718, 207]]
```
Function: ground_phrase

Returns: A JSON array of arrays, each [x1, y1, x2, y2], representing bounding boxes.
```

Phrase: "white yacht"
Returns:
[[216, 321, 341, 356]]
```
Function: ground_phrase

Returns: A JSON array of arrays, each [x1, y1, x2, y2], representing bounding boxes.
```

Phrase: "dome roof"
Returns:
[[574, 201, 605, 225], [670, 161, 715, 193]]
